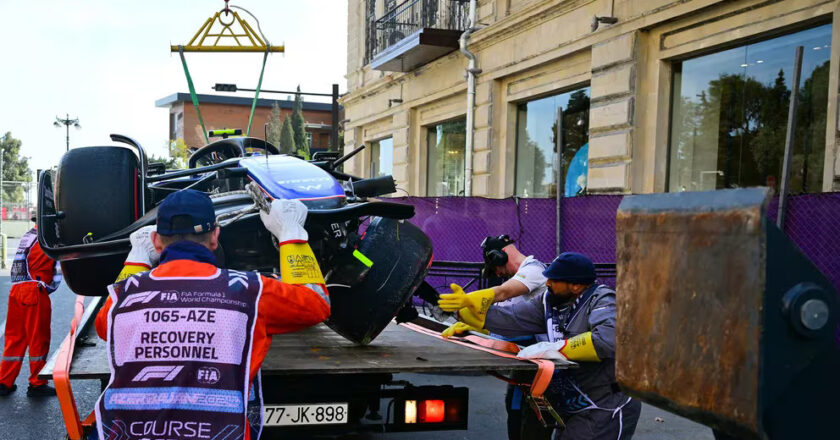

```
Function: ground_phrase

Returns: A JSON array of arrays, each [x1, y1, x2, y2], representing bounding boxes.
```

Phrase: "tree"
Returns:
[[148, 154, 181, 170], [0, 132, 33, 204], [166, 138, 190, 169], [279, 117, 296, 155], [266, 102, 284, 149], [290, 85, 310, 159]]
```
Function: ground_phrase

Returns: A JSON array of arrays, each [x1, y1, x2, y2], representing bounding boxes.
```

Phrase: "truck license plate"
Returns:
[[263, 403, 349, 426]]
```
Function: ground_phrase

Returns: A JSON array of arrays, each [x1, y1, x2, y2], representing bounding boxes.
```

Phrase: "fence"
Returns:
[[0, 181, 35, 239], [396, 193, 840, 292]]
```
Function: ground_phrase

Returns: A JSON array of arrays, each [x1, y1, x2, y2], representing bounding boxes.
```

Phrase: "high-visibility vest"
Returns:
[[96, 268, 264, 440]]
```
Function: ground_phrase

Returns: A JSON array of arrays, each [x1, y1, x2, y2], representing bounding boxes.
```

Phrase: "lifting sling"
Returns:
[[171, 2, 284, 144]]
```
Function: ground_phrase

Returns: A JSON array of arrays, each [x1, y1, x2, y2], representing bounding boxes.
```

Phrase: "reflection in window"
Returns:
[[515, 88, 590, 198], [427, 119, 466, 196], [370, 137, 394, 177], [669, 24, 831, 193]]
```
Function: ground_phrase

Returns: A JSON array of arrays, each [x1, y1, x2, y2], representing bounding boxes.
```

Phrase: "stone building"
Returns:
[[156, 93, 336, 152], [341, 0, 839, 197]]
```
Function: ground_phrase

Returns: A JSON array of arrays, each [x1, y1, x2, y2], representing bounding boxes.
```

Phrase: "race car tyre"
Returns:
[[325, 217, 433, 345], [56, 146, 140, 245], [55, 146, 140, 296]]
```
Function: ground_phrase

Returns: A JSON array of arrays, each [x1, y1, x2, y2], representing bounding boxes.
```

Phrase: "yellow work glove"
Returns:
[[441, 321, 489, 338], [438, 284, 495, 316], [279, 242, 325, 285], [115, 264, 149, 283], [456, 307, 486, 330], [560, 332, 601, 362], [517, 332, 600, 362]]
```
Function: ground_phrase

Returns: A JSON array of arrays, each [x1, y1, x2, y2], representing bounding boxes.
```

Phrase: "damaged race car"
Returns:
[[37, 134, 433, 344]]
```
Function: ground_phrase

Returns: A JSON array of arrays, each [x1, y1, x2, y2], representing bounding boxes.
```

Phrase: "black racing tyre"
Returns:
[[56, 146, 140, 296], [325, 217, 433, 344]]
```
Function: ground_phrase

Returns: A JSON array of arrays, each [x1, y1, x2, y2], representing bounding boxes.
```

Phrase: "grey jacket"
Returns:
[[485, 284, 618, 401]]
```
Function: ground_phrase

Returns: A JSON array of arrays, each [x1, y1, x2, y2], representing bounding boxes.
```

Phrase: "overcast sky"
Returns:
[[0, 0, 347, 176]]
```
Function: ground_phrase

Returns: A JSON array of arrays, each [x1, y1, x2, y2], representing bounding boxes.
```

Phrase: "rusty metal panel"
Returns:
[[615, 188, 770, 438]]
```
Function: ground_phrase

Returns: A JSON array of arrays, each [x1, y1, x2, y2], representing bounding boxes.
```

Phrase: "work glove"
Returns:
[[517, 332, 600, 362], [260, 199, 309, 244], [125, 225, 160, 269], [517, 341, 569, 360], [441, 321, 489, 338], [438, 284, 495, 316], [456, 307, 486, 330]]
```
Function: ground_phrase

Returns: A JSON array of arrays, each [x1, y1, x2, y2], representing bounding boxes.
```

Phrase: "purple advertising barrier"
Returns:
[[394, 192, 840, 292], [767, 193, 840, 290]]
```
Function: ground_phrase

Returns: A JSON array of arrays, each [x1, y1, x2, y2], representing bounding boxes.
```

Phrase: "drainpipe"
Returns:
[[459, 0, 480, 196]]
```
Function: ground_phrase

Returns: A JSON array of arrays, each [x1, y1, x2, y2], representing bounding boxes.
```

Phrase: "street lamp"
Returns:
[[54, 114, 81, 152]]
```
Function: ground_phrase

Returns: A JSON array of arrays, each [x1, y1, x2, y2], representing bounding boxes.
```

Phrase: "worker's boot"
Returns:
[[26, 384, 56, 397], [0, 384, 17, 396]]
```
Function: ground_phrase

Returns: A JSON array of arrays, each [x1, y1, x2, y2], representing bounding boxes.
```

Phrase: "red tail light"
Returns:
[[419, 399, 445, 423]]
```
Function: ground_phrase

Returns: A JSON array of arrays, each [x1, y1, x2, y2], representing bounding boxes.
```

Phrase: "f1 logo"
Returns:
[[131, 366, 184, 382]]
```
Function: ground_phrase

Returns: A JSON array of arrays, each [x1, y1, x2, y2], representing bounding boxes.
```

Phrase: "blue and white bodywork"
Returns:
[[240, 156, 346, 209]]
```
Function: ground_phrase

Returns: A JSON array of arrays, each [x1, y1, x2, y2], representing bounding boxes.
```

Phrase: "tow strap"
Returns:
[[245, 47, 269, 137], [400, 322, 565, 429], [177, 45, 210, 145]]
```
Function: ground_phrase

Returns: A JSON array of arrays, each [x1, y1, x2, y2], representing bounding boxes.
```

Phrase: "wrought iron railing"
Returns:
[[367, 0, 469, 62]]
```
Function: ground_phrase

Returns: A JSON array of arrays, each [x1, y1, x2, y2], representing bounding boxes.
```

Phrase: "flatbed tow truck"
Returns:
[[40, 295, 555, 439]]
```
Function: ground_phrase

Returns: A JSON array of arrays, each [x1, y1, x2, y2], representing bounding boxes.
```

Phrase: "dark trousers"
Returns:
[[506, 383, 553, 440], [553, 394, 641, 440]]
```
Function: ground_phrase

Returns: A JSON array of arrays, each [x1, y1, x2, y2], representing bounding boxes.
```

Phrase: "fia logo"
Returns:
[[160, 291, 179, 303], [197, 367, 221, 385]]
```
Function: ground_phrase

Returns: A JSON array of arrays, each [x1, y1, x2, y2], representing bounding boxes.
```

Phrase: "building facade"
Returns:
[[341, 0, 840, 197], [156, 93, 336, 152]]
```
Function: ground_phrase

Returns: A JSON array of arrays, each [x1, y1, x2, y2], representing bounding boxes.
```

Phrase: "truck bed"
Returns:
[[40, 304, 537, 380]]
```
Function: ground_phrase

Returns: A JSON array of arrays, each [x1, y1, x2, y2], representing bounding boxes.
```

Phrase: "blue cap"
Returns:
[[542, 252, 596, 284], [156, 189, 216, 235]]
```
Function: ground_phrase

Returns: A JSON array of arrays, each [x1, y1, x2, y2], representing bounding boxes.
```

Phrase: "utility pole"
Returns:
[[54, 114, 81, 152], [0, 151, 5, 269]]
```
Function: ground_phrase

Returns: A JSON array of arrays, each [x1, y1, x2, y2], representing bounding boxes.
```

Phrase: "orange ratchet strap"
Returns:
[[54, 295, 86, 440], [400, 322, 565, 428], [399, 322, 553, 397]]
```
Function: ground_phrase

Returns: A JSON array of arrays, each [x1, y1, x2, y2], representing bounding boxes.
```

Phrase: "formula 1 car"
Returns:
[[37, 134, 433, 344]]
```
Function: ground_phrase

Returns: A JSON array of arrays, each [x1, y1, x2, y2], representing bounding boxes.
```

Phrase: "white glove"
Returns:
[[260, 199, 308, 243], [126, 225, 160, 268], [517, 341, 569, 361]]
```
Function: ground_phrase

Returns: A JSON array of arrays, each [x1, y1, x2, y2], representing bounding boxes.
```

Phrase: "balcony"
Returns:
[[369, 0, 469, 72]]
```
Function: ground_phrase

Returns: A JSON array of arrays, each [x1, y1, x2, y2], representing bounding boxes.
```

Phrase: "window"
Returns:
[[515, 87, 590, 198], [370, 137, 394, 177], [427, 119, 466, 196], [668, 24, 832, 193]]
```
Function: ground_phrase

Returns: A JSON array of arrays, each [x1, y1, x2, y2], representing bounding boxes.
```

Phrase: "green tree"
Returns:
[[266, 102, 284, 149], [0, 132, 33, 204], [279, 117, 296, 155], [148, 154, 181, 170], [166, 138, 190, 169], [290, 85, 310, 159]]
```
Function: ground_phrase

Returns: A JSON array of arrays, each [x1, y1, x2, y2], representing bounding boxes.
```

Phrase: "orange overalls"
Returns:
[[0, 227, 59, 388]]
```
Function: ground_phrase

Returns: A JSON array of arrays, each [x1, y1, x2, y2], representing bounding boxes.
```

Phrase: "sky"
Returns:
[[0, 0, 347, 177]]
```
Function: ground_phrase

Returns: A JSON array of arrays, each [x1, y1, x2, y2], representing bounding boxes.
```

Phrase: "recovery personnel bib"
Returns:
[[96, 268, 263, 440]]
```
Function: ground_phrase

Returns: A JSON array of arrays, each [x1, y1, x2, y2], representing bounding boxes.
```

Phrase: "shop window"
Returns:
[[370, 137, 394, 177], [668, 24, 832, 193], [515, 87, 590, 198], [427, 119, 466, 196]]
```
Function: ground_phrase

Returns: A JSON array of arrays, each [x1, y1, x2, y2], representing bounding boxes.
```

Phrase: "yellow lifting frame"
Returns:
[[170, 10, 284, 53]]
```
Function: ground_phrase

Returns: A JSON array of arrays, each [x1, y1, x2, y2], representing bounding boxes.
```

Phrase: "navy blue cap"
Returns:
[[156, 189, 216, 235], [543, 252, 596, 284]]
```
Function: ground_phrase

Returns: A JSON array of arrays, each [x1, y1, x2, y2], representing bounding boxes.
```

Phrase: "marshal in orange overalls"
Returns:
[[0, 227, 60, 391]]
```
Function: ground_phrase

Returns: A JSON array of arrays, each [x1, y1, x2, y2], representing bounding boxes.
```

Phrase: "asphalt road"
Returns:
[[0, 274, 714, 439]]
